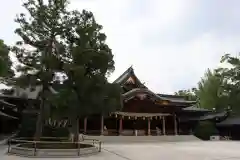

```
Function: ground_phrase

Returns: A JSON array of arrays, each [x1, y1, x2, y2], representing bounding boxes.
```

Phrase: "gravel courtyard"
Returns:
[[1, 141, 240, 160]]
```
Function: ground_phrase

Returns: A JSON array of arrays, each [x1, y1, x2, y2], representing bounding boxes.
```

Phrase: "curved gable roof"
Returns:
[[113, 66, 146, 88], [114, 67, 196, 106]]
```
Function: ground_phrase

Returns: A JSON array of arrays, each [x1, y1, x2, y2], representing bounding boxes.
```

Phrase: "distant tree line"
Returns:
[[175, 54, 240, 115]]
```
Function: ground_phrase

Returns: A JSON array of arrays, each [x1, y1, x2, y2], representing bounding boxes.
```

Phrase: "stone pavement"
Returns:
[[1, 141, 240, 160]]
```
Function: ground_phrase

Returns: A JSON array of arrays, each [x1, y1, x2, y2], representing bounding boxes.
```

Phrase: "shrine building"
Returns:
[[0, 67, 229, 136], [77, 67, 228, 136]]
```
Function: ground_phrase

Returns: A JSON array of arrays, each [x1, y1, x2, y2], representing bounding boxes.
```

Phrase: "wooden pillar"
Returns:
[[84, 117, 87, 134], [148, 118, 151, 135], [101, 115, 104, 135], [174, 114, 178, 135], [119, 117, 123, 135], [162, 116, 166, 135]]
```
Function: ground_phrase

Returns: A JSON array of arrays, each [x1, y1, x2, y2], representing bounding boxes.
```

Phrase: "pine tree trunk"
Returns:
[[34, 86, 47, 141], [34, 98, 44, 140], [72, 117, 79, 142]]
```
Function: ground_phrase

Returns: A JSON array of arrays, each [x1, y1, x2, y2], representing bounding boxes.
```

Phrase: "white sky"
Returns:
[[1, 0, 240, 93]]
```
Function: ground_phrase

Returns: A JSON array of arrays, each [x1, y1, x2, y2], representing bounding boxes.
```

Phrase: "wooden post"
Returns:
[[84, 117, 87, 134], [119, 117, 123, 135], [148, 118, 151, 136], [174, 114, 178, 135], [162, 116, 166, 135], [101, 115, 104, 135]]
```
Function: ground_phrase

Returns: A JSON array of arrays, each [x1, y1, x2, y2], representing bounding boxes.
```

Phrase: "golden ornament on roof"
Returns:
[[162, 100, 169, 105]]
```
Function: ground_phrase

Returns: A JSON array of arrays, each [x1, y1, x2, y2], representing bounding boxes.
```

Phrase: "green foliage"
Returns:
[[12, 0, 121, 140], [51, 9, 122, 119], [196, 69, 228, 111], [48, 10, 122, 141], [11, 0, 73, 139], [217, 54, 240, 114], [190, 54, 240, 114], [193, 121, 219, 140], [0, 39, 14, 84], [12, 0, 70, 87]]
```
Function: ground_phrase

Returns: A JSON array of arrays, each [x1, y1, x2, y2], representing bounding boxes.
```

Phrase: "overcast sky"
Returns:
[[1, 0, 240, 93]]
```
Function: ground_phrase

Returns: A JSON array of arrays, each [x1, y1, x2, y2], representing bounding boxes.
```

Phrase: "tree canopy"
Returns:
[[11, 0, 121, 140], [196, 69, 228, 111], [50, 10, 122, 141], [181, 54, 240, 114], [11, 0, 75, 140], [0, 39, 14, 84], [216, 54, 240, 114]]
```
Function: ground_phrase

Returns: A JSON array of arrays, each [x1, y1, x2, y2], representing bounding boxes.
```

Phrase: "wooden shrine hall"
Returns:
[[77, 67, 226, 136], [0, 67, 229, 137]]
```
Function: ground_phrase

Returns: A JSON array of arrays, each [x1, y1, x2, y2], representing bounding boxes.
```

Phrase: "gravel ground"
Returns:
[[1, 141, 240, 160]]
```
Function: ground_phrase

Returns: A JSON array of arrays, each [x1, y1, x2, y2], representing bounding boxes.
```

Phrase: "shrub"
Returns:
[[193, 121, 219, 140]]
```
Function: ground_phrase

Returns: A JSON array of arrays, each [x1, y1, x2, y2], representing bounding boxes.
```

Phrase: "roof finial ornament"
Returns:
[[128, 65, 133, 72]]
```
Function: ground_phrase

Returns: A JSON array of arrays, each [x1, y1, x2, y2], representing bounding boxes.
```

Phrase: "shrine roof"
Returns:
[[217, 116, 240, 126], [113, 66, 134, 84], [0, 99, 16, 107], [122, 88, 196, 105], [180, 111, 228, 122], [198, 111, 228, 120], [114, 111, 170, 117], [113, 66, 146, 88], [0, 85, 58, 101], [183, 106, 210, 112], [114, 67, 196, 105], [0, 110, 18, 119], [157, 94, 187, 101]]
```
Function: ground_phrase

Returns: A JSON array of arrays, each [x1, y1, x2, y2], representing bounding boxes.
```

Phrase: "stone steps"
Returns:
[[86, 135, 201, 143]]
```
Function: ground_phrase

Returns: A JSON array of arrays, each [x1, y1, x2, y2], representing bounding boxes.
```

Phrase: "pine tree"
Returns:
[[11, 0, 72, 140], [52, 10, 122, 141], [217, 54, 240, 114], [0, 40, 14, 84]]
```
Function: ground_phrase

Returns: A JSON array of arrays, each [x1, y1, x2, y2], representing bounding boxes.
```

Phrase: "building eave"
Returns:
[[0, 110, 18, 119], [122, 88, 196, 106]]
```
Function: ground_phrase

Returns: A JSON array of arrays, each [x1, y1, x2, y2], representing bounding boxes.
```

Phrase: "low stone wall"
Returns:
[[9, 144, 99, 158], [7, 138, 102, 158]]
